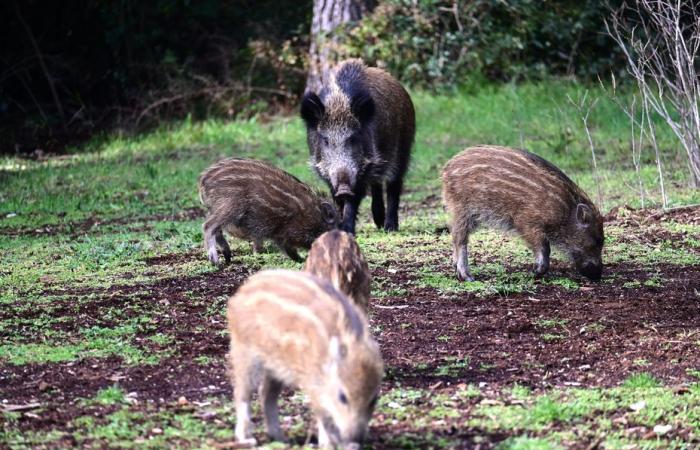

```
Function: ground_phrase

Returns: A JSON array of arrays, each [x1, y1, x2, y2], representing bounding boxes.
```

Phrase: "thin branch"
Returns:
[[606, 0, 700, 187], [13, 0, 66, 131]]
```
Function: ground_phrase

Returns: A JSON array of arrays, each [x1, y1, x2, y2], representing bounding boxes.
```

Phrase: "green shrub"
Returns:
[[338, 0, 624, 88]]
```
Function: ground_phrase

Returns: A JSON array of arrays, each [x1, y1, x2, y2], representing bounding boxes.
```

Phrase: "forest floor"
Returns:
[[2, 82, 700, 449]]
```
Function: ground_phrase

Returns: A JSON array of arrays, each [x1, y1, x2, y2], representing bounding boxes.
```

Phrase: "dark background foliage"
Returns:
[[1, 0, 624, 153], [341, 0, 625, 87]]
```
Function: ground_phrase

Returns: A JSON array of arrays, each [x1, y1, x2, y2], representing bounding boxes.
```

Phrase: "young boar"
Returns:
[[304, 230, 371, 314], [301, 59, 415, 234], [227, 269, 384, 449], [198, 158, 337, 264], [441, 145, 604, 281]]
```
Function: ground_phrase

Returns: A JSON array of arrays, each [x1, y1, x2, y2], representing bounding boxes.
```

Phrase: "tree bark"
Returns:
[[306, 0, 376, 93]]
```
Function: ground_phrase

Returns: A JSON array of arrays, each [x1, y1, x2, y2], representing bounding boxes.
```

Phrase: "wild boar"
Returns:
[[198, 158, 337, 264], [304, 230, 371, 314], [227, 269, 384, 449], [300, 59, 415, 234], [441, 145, 604, 281]]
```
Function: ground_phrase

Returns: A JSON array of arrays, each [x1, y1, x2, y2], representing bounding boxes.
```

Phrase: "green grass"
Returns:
[[2, 80, 699, 233], [2, 79, 700, 449]]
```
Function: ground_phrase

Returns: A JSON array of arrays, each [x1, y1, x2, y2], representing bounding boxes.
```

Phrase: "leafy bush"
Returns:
[[338, 0, 625, 88]]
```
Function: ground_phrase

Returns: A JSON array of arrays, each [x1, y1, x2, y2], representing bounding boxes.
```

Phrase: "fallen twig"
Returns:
[[2, 402, 42, 412], [373, 304, 409, 309]]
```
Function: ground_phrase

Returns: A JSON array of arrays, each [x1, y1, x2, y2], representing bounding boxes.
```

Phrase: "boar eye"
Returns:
[[346, 134, 360, 145], [338, 391, 348, 405], [321, 135, 330, 146]]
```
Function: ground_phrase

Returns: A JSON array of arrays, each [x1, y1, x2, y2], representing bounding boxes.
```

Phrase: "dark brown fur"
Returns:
[[441, 145, 604, 281], [198, 158, 337, 264], [304, 230, 371, 314], [301, 59, 416, 234]]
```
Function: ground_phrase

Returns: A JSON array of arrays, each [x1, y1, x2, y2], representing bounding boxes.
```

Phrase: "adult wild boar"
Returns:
[[301, 59, 415, 234]]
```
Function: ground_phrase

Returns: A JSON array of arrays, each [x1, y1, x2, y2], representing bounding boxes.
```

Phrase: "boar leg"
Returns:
[[452, 218, 475, 282], [340, 185, 366, 235], [260, 375, 284, 441], [520, 227, 550, 278], [232, 348, 258, 446], [203, 218, 223, 265], [252, 239, 264, 254], [533, 239, 551, 278], [385, 177, 403, 232], [283, 246, 303, 263], [214, 232, 232, 264], [370, 184, 386, 229]]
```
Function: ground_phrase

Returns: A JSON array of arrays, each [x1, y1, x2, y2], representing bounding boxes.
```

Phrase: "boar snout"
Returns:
[[332, 169, 355, 200], [579, 262, 602, 281], [334, 185, 354, 200]]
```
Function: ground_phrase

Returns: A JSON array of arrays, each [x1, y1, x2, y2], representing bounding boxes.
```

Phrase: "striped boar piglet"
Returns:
[[301, 59, 415, 234], [442, 145, 604, 281], [304, 230, 371, 314], [227, 270, 383, 449], [199, 158, 337, 264]]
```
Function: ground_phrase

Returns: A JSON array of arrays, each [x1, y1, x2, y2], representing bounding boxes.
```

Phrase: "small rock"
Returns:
[[630, 400, 646, 411], [387, 401, 401, 409], [653, 424, 672, 435], [38, 381, 51, 392], [198, 410, 218, 420], [177, 396, 188, 406], [151, 427, 163, 435]]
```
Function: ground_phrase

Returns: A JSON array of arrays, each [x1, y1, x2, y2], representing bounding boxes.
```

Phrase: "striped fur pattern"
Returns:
[[442, 146, 604, 281], [198, 158, 338, 264], [304, 230, 371, 314], [301, 59, 416, 234], [227, 270, 383, 448]]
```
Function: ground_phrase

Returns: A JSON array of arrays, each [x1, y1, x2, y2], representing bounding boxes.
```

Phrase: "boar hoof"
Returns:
[[384, 221, 398, 232], [236, 437, 257, 447], [456, 271, 475, 282], [284, 247, 303, 263], [533, 267, 548, 279], [208, 248, 220, 265]]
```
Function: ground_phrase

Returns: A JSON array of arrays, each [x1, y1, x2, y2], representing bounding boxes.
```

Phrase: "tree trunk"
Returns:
[[306, 0, 376, 93]]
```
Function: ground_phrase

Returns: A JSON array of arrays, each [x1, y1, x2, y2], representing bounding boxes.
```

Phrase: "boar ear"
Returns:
[[576, 203, 593, 226], [321, 201, 338, 227], [350, 91, 374, 125], [301, 92, 325, 129]]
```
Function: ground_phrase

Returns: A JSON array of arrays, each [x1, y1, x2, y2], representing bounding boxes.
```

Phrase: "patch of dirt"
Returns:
[[2, 260, 248, 337], [0, 207, 204, 238], [374, 262, 700, 389], [143, 250, 202, 266], [605, 204, 700, 226], [3, 213, 700, 448]]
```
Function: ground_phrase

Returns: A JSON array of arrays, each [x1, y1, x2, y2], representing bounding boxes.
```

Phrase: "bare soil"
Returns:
[[2, 205, 700, 449]]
